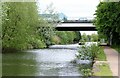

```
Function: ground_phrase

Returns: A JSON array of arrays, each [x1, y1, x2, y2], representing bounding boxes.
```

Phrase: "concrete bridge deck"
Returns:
[[56, 23, 96, 31]]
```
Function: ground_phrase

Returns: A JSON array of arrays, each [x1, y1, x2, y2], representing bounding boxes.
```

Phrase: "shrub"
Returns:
[[78, 64, 92, 77], [51, 35, 61, 44], [76, 44, 101, 61]]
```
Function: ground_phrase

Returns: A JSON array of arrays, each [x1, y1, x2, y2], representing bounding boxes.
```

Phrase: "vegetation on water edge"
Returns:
[[1, 2, 81, 52], [78, 64, 92, 77], [53, 31, 81, 45], [76, 43, 107, 76], [95, 46, 106, 61], [80, 33, 98, 42], [76, 44, 106, 61], [2, 2, 46, 51]]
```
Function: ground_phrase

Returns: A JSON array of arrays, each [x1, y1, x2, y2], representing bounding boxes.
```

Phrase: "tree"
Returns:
[[55, 31, 81, 44], [2, 2, 46, 51], [39, 3, 58, 47], [94, 2, 120, 45], [91, 33, 98, 42], [43, 3, 59, 22], [0, 2, 2, 49], [81, 33, 88, 42]]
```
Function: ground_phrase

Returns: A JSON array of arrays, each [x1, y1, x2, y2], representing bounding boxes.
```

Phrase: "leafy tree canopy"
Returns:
[[94, 2, 120, 45]]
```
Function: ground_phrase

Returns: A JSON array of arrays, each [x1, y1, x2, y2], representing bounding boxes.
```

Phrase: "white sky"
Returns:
[[37, 0, 99, 35], [37, 0, 100, 18]]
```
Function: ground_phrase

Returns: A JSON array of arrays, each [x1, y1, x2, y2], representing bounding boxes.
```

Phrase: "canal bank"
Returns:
[[92, 46, 119, 77]]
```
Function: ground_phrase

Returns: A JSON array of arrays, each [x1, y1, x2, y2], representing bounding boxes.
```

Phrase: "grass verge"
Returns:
[[93, 63, 113, 77], [95, 46, 106, 61]]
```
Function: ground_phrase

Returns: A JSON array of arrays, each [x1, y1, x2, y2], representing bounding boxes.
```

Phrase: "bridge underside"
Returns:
[[55, 27, 97, 31]]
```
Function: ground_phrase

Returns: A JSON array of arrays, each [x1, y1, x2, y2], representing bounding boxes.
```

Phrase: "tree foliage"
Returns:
[[2, 2, 47, 51], [0, 2, 2, 48], [54, 31, 81, 44], [81, 33, 98, 42], [2, 2, 82, 52], [40, 3, 81, 45], [94, 2, 120, 45]]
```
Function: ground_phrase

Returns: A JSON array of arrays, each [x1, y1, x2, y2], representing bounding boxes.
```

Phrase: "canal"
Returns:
[[2, 44, 91, 76]]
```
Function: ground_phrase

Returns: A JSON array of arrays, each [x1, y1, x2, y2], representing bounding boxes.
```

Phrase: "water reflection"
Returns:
[[2, 48, 82, 76]]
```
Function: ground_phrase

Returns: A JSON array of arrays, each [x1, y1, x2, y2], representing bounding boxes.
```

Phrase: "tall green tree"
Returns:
[[2, 2, 46, 51], [94, 2, 120, 45]]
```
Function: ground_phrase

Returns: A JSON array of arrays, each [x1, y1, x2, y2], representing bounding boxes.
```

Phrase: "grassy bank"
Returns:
[[93, 63, 113, 77], [76, 43, 113, 77], [93, 46, 112, 77], [95, 46, 106, 61], [76, 44, 106, 61], [76, 44, 107, 76]]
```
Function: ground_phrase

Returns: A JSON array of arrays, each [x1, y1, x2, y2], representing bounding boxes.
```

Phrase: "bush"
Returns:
[[76, 44, 102, 61], [28, 37, 46, 49], [78, 64, 92, 76], [50, 35, 61, 44]]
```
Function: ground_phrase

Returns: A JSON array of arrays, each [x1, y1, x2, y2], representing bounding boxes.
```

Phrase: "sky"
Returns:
[[37, 0, 100, 18], [37, 0, 100, 35]]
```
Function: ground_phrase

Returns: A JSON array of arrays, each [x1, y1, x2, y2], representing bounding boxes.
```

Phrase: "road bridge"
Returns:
[[55, 22, 96, 31]]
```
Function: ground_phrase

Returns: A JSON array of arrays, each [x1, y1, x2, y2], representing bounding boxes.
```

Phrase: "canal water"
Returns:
[[2, 44, 89, 76]]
